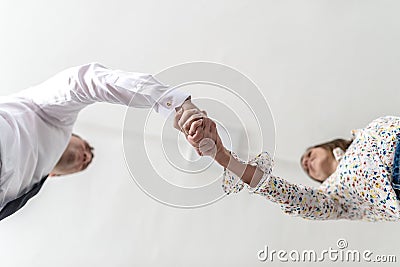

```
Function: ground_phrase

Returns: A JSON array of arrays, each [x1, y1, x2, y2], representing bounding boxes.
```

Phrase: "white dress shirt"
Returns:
[[0, 62, 189, 211]]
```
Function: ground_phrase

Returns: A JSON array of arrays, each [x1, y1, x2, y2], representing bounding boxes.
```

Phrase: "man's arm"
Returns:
[[12, 62, 193, 127]]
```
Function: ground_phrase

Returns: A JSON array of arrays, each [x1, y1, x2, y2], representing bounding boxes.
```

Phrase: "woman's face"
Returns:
[[300, 147, 338, 182]]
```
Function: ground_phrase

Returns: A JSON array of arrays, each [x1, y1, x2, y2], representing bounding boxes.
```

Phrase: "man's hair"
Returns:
[[72, 133, 82, 139], [304, 138, 353, 183]]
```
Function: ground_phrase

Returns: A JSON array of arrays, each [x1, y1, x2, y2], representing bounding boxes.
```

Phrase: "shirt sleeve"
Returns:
[[11, 62, 190, 127], [222, 152, 360, 220]]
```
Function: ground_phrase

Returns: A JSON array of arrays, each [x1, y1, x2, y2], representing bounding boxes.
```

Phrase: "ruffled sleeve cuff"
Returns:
[[222, 151, 274, 195]]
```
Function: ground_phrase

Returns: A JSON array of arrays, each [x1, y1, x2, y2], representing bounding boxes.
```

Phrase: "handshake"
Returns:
[[172, 98, 263, 188], [173, 99, 225, 161]]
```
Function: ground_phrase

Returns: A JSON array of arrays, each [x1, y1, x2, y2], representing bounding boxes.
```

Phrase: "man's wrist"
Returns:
[[180, 98, 200, 112]]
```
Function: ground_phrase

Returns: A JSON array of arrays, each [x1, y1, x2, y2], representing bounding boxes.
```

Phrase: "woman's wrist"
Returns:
[[215, 148, 253, 185], [215, 147, 230, 168]]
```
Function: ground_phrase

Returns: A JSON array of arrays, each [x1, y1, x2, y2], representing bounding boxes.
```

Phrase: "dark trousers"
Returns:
[[0, 175, 48, 221], [392, 133, 400, 200]]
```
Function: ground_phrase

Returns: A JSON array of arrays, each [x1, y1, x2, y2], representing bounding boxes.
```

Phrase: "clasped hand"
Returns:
[[174, 107, 224, 158]]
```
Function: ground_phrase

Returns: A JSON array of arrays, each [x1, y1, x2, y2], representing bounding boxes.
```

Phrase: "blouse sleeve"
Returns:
[[222, 152, 361, 220], [222, 152, 274, 194]]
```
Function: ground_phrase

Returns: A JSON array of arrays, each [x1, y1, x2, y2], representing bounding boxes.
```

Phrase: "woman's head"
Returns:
[[300, 138, 353, 183]]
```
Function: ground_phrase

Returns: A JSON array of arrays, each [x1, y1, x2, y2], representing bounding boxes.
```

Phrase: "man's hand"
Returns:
[[174, 98, 206, 135]]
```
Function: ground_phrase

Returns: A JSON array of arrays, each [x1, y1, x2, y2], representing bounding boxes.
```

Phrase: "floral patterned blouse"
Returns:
[[222, 116, 400, 222]]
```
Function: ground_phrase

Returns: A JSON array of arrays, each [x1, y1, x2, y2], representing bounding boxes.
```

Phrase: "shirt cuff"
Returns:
[[221, 151, 274, 195], [155, 88, 191, 118]]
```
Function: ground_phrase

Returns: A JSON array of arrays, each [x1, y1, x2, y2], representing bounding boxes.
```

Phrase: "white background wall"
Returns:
[[0, 0, 400, 266]]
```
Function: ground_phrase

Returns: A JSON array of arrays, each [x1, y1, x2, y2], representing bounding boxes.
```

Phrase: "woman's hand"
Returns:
[[175, 106, 226, 159], [186, 117, 225, 159]]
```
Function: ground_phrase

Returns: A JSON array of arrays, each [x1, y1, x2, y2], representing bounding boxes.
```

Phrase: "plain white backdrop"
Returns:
[[0, 0, 400, 266]]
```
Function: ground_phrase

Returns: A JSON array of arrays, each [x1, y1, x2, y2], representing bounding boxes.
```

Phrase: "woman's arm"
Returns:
[[183, 116, 268, 189], [215, 148, 265, 188], [219, 147, 359, 220], [184, 117, 361, 221]]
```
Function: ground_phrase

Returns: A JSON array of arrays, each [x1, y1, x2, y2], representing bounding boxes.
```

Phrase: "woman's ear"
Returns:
[[333, 147, 345, 161]]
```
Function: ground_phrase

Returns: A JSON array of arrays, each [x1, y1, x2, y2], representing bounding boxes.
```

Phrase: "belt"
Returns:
[[391, 133, 400, 200]]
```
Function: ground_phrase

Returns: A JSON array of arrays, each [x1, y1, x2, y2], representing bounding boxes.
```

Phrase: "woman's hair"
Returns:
[[311, 138, 353, 153], [305, 138, 353, 183]]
